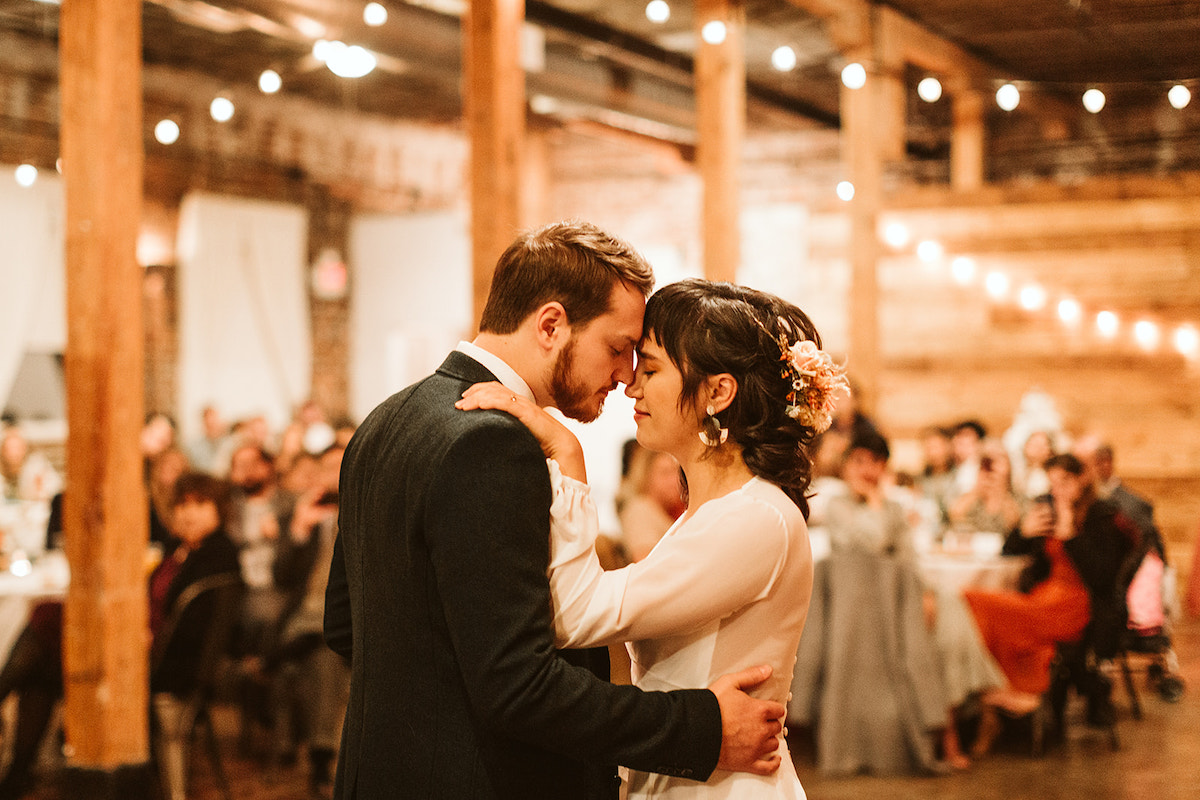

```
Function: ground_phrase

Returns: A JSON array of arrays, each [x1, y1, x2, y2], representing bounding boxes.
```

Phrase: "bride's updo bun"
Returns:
[[642, 279, 845, 519]]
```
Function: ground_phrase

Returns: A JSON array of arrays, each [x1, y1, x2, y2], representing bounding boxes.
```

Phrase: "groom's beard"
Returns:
[[550, 339, 604, 423]]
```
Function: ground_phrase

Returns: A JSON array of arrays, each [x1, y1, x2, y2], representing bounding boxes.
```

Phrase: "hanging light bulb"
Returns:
[[1083, 88, 1106, 113], [325, 42, 377, 78], [917, 77, 942, 102], [259, 69, 282, 94], [1096, 310, 1119, 338], [841, 62, 866, 90], [645, 0, 670, 24], [1057, 298, 1082, 325], [701, 21, 726, 45], [1168, 84, 1191, 110], [996, 82, 1020, 111], [772, 46, 797, 72], [836, 181, 855, 202], [950, 256, 976, 285]]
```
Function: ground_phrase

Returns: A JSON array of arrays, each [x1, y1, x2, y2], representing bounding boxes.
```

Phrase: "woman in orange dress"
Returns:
[[964, 453, 1135, 753]]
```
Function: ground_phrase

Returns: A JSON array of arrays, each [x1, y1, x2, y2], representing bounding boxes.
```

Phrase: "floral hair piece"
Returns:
[[775, 332, 849, 434]]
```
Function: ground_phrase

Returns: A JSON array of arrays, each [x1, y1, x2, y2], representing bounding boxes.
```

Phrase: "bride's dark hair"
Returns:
[[642, 279, 824, 518]]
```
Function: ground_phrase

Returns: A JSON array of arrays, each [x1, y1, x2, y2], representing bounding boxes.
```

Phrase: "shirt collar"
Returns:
[[455, 341, 535, 403]]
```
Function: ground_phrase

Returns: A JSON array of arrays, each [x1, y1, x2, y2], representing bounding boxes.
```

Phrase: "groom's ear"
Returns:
[[532, 302, 569, 351], [706, 374, 738, 414]]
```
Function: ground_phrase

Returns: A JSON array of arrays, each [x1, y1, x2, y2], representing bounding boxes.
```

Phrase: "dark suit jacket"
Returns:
[[324, 351, 721, 800]]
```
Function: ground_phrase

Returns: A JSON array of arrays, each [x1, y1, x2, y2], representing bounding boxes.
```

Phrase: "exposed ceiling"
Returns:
[[1, 0, 1198, 173]]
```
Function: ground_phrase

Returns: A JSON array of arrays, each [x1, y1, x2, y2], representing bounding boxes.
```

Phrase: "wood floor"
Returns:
[[19, 617, 1200, 800]]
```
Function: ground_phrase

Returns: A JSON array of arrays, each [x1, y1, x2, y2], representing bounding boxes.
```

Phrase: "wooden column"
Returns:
[[59, 0, 151, 789], [694, 0, 745, 284], [951, 87, 985, 191], [841, 46, 884, 416], [464, 0, 525, 329], [306, 186, 352, 417]]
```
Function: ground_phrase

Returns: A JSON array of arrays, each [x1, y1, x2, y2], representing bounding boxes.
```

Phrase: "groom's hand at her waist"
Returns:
[[710, 664, 786, 775]]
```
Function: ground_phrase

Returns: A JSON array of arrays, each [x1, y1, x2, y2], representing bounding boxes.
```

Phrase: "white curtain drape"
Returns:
[[176, 193, 310, 442], [348, 209, 472, 422], [0, 168, 65, 410]]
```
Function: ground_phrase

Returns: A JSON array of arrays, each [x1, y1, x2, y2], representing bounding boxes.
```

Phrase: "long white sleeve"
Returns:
[[546, 461, 792, 649]]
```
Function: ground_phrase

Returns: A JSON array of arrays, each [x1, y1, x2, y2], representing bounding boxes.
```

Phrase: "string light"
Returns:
[[951, 256, 976, 285], [772, 46, 797, 72], [836, 181, 855, 201], [1169, 84, 1191, 110], [984, 271, 1009, 299], [1175, 325, 1199, 358], [363, 2, 388, 26], [996, 83, 1020, 111], [916, 240, 944, 263], [882, 222, 910, 248], [701, 21, 726, 45], [210, 96, 234, 122], [14, 164, 37, 187], [917, 77, 942, 103], [1082, 88, 1106, 113], [1134, 320, 1160, 350], [259, 69, 282, 94], [645, 0, 670, 24], [1057, 298, 1082, 325], [154, 119, 180, 145], [841, 62, 866, 90], [1096, 310, 1119, 338], [1018, 284, 1047, 311]]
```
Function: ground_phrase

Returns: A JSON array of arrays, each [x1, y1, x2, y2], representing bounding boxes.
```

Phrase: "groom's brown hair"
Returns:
[[478, 220, 654, 335]]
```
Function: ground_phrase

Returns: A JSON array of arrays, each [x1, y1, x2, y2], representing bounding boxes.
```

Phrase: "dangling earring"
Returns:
[[698, 405, 729, 447]]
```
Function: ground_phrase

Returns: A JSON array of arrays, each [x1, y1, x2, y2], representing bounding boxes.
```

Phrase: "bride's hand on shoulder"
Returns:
[[456, 382, 587, 480]]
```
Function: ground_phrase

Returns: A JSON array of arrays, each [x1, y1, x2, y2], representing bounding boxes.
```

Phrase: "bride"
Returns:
[[458, 279, 848, 798]]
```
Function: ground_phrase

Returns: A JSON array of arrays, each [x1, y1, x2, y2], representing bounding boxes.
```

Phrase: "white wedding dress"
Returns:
[[546, 461, 813, 799]]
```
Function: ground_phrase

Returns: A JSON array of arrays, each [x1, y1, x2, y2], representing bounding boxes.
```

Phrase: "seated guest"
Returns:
[[1015, 430, 1055, 501], [916, 425, 956, 532], [615, 443, 685, 563], [965, 453, 1136, 754], [947, 440, 1024, 535], [1075, 436, 1165, 561], [0, 473, 240, 798], [949, 419, 987, 498], [1, 425, 61, 503]]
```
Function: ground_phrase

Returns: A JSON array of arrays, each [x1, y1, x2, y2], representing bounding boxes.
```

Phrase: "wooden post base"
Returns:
[[57, 762, 154, 800]]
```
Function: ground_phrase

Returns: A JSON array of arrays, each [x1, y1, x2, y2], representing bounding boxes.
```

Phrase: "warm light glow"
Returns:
[[841, 62, 867, 90], [951, 256, 976, 285], [916, 240, 944, 263], [917, 77, 942, 102], [1018, 284, 1047, 311], [1083, 88, 1106, 113], [1168, 84, 1191, 110], [882, 222, 909, 248], [1174, 325, 1199, 358], [313, 39, 334, 62], [364, 2, 388, 26], [155, 119, 180, 145], [325, 42, 377, 78], [984, 271, 1009, 299], [1096, 310, 1119, 338], [55, 158, 62, 174], [259, 69, 282, 94], [701, 21, 726, 45], [645, 0, 670, 24], [14, 164, 37, 187], [529, 94, 560, 115], [1134, 320, 1160, 350], [210, 96, 234, 122], [996, 82, 1020, 111], [1057, 298, 1082, 325], [836, 181, 855, 202], [772, 46, 797, 72]]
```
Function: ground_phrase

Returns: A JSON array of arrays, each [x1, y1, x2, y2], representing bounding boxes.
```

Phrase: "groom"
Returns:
[[325, 221, 785, 799]]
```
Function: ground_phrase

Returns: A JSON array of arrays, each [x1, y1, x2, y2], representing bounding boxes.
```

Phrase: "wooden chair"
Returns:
[[149, 573, 243, 800]]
